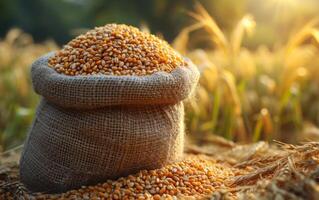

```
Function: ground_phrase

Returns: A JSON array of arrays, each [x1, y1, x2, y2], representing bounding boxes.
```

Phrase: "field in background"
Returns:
[[1, 4, 319, 150], [180, 3, 319, 144], [0, 29, 57, 150]]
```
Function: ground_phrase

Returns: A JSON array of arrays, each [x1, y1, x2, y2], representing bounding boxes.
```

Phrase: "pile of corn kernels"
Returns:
[[48, 24, 186, 76], [26, 155, 242, 200]]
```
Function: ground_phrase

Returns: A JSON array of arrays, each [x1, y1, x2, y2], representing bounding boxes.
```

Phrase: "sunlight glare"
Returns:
[[270, 0, 298, 7]]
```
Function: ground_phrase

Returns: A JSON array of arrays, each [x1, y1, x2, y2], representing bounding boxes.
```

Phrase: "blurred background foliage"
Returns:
[[1, 0, 319, 150]]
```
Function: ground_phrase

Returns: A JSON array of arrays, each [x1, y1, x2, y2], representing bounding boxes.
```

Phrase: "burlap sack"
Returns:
[[20, 52, 199, 193]]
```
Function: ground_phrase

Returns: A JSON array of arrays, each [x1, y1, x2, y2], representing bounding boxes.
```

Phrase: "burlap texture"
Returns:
[[20, 52, 199, 193]]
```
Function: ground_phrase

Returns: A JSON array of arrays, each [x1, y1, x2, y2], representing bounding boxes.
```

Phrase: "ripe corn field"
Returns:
[[1, 4, 319, 150]]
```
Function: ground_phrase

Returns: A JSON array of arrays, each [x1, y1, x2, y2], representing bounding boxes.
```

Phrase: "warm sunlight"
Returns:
[[266, 0, 301, 19], [1, 0, 319, 199], [269, 0, 299, 7]]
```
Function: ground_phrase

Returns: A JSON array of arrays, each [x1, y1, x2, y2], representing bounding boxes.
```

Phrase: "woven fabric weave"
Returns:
[[19, 52, 199, 193]]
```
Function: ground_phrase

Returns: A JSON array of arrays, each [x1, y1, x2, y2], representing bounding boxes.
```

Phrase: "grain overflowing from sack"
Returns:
[[21, 52, 199, 193], [48, 24, 187, 76], [27, 156, 242, 200]]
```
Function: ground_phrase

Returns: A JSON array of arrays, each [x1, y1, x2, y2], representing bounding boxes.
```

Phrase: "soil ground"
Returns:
[[1, 137, 318, 200]]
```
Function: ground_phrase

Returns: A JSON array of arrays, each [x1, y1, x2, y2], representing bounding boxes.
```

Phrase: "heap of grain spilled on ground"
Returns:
[[1, 155, 247, 200]]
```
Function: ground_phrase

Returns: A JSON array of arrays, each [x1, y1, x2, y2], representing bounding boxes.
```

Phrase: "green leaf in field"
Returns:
[[253, 115, 263, 142]]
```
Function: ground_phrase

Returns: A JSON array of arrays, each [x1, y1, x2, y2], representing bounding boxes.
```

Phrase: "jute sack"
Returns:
[[19, 52, 200, 193]]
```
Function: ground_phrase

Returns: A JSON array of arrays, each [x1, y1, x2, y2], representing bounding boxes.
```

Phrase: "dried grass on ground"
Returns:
[[1, 138, 318, 199]]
